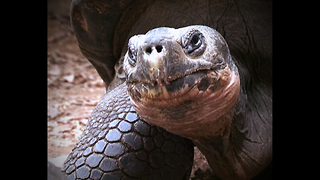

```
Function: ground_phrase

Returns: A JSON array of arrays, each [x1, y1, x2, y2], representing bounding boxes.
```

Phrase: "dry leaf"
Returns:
[[74, 73, 87, 84]]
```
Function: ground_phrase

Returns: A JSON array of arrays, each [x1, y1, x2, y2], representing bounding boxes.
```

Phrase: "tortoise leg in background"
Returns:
[[62, 83, 194, 179]]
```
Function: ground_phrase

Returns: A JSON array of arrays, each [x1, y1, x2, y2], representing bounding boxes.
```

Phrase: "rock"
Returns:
[[62, 74, 74, 83], [48, 105, 60, 119]]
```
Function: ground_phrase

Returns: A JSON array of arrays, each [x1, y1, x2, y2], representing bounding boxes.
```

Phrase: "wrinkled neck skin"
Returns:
[[129, 64, 271, 180], [193, 81, 272, 180]]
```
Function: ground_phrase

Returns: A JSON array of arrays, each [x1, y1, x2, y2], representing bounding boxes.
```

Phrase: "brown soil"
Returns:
[[47, 3, 213, 179]]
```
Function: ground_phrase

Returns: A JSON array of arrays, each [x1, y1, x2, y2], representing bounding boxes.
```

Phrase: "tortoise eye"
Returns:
[[127, 46, 137, 66], [190, 33, 201, 48], [184, 31, 206, 56]]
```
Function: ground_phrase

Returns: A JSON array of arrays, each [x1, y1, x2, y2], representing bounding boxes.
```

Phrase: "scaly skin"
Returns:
[[62, 83, 194, 179]]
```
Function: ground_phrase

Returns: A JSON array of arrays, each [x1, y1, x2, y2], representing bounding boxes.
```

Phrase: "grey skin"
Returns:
[[61, 0, 272, 179], [124, 25, 271, 180]]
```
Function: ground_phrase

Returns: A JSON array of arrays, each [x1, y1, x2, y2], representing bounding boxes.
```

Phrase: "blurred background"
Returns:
[[47, 0, 105, 168]]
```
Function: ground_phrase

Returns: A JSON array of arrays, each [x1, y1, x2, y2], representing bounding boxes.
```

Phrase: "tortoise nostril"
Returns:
[[156, 45, 163, 53], [146, 47, 152, 54], [145, 45, 163, 54]]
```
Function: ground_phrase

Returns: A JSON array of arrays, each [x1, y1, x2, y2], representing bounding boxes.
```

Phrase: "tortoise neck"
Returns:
[[193, 135, 239, 179], [192, 128, 256, 180], [193, 87, 272, 180]]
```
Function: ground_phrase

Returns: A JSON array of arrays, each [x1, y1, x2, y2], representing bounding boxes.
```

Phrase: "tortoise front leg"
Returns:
[[62, 83, 194, 179]]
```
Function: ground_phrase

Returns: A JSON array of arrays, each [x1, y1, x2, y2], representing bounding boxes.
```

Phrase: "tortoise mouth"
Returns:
[[128, 66, 240, 138], [126, 69, 220, 104]]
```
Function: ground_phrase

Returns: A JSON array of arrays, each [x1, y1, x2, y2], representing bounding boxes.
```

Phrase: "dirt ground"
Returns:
[[47, 13, 106, 162], [47, 3, 214, 179]]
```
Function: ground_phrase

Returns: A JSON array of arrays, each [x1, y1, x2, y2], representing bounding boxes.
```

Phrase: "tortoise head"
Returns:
[[123, 25, 240, 139]]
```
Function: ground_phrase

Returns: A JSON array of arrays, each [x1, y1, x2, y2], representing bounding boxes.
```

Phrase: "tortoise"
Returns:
[[61, 0, 272, 179]]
